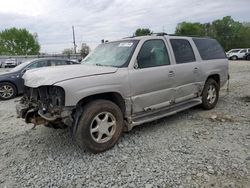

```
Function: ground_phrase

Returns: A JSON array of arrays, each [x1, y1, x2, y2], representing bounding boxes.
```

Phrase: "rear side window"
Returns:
[[170, 39, 195, 64], [193, 38, 226, 60], [28, 61, 49, 69], [240, 49, 247, 53]]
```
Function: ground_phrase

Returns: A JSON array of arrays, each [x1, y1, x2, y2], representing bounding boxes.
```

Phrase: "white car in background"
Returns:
[[2, 59, 18, 68], [226, 48, 250, 60]]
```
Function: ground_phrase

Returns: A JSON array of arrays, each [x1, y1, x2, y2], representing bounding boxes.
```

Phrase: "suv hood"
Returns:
[[23, 64, 118, 88]]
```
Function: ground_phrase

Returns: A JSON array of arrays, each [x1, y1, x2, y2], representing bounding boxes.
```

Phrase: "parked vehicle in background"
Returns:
[[0, 58, 79, 100], [17, 34, 229, 153], [226, 48, 250, 60], [2, 58, 18, 68]]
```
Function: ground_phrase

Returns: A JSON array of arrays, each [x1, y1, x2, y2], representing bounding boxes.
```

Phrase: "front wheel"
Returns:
[[0, 82, 17, 100], [201, 79, 219, 110], [74, 100, 124, 153], [230, 56, 238, 60]]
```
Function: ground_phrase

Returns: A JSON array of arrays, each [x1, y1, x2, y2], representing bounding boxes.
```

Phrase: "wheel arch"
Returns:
[[206, 74, 220, 87], [76, 92, 126, 117], [0, 81, 18, 93]]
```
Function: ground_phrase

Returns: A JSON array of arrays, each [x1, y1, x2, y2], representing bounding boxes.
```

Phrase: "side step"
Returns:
[[128, 98, 202, 130]]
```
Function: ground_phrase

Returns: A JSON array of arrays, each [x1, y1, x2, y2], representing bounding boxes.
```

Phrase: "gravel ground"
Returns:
[[0, 61, 250, 188]]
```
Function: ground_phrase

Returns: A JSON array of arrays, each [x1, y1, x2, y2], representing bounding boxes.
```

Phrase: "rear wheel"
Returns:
[[201, 79, 219, 110], [73, 100, 124, 153], [0, 82, 17, 100], [246, 55, 250, 60]]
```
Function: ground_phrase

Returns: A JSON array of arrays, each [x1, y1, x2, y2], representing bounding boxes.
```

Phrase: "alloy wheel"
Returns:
[[0, 84, 14, 99], [90, 112, 117, 143]]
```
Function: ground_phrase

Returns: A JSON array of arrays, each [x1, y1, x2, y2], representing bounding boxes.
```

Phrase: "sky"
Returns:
[[0, 0, 249, 53]]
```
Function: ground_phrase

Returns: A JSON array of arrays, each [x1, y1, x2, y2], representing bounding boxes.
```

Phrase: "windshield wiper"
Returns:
[[95, 63, 117, 68]]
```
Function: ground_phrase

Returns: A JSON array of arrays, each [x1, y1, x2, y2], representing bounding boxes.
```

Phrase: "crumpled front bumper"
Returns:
[[16, 103, 74, 126]]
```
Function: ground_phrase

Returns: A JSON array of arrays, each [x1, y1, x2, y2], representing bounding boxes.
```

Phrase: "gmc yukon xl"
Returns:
[[16, 34, 229, 153]]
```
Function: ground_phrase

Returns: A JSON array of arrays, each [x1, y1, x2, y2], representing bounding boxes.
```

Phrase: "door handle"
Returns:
[[168, 70, 175, 77], [193, 67, 199, 73]]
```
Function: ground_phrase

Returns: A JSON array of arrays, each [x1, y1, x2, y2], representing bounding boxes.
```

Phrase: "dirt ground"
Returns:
[[0, 61, 249, 187]]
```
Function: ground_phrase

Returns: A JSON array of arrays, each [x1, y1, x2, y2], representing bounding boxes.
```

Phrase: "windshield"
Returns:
[[82, 40, 138, 67], [228, 49, 240, 53], [10, 60, 32, 72]]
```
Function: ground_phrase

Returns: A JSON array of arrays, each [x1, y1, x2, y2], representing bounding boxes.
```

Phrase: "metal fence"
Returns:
[[0, 54, 82, 64]]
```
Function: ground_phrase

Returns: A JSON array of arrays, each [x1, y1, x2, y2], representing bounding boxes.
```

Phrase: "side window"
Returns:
[[170, 39, 195, 64], [50, 60, 69, 66], [55, 60, 69, 65], [240, 49, 247, 53], [193, 38, 226, 60], [137, 39, 170, 68], [28, 61, 49, 69]]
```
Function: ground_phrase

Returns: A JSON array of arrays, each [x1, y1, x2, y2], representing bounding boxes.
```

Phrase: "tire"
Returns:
[[230, 56, 238, 60], [0, 82, 17, 100], [246, 55, 250, 61], [201, 78, 219, 110], [74, 100, 124, 153]]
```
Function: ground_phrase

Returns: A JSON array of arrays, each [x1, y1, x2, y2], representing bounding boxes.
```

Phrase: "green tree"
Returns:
[[174, 16, 250, 51], [175, 22, 206, 36], [80, 43, 90, 58], [211, 16, 249, 51], [135, 28, 152, 36], [62, 48, 74, 55], [0, 28, 40, 55]]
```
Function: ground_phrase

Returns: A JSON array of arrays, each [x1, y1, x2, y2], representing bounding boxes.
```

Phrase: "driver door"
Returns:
[[129, 39, 176, 114]]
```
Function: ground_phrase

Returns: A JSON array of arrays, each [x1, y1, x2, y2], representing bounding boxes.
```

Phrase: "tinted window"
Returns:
[[230, 50, 240, 53], [55, 60, 70, 65], [193, 38, 226, 60], [170, 39, 195, 64], [28, 61, 49, 69], [240, 49, 247, 53], [137, 40, 170, 68]]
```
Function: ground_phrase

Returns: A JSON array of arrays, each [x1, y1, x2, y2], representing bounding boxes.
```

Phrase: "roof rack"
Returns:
[[122, 35, 136, 39], [151, 32, 168, 36]]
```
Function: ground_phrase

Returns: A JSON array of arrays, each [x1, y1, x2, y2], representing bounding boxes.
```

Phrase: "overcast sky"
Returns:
[[0, 0, 249, 53]]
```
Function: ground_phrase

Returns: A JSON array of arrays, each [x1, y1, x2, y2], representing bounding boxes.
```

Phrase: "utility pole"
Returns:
[[72, 26, 77, 54]]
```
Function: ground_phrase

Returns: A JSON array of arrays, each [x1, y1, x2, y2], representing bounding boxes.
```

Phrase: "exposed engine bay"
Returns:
[[16, 86, 73, 128]]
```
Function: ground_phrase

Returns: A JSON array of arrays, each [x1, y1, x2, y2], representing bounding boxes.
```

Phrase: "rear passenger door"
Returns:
[[170, 39, 201, 103]]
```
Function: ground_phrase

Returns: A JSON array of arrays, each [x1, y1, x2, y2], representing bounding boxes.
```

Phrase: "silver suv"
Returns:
[[17, 34, 229, 153]]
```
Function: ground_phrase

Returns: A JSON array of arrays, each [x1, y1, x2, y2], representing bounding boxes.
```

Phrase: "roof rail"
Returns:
[[122, 36, 136, 39], [151, 32, 168, 36], [168, 34, 212, 38]]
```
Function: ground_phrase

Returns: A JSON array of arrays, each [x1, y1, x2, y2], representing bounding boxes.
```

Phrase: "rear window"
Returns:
[[193, 38, 226, 60]]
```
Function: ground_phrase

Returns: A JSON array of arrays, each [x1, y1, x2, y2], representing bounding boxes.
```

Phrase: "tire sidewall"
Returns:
[[231, 56, 237, 60], [202, 79, 219, 110], [75, 100, 124, 153], [0, 82, 17, 100]]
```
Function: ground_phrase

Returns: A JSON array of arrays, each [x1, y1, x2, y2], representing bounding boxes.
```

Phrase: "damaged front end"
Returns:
[[16, 86, 74, 128]]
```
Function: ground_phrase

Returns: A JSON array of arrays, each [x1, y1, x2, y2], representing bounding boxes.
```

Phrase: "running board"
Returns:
[[128, 98, 202, 130]]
